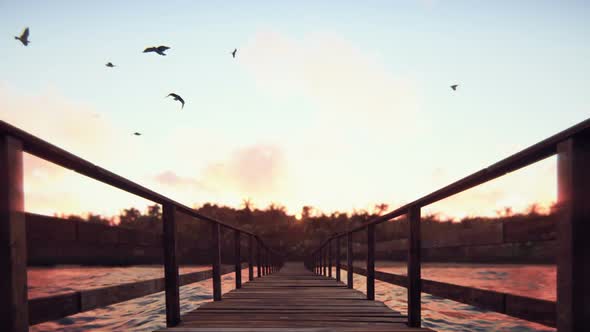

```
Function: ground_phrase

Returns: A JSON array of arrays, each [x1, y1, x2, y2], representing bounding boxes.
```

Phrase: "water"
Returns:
[[29, 263, 555, 332]]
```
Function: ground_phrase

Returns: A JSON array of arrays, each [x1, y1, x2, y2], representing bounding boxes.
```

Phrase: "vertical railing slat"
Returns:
[[234, 230, 241, 289], [328, 239, 333, 278], [407, 206, 422, 327], [0, 135, 28, 332], [248, 234, 254, 281], [347, 232, 353, 289], [336, 236, 341, 282], [366, 224, 375, 300], [211, 223, 222, 301], [256, 238, 261, 277], [556, 136, 590, 332]]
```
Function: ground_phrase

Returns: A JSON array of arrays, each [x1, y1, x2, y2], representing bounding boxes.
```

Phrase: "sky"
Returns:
[[1, 1, 589, 219]]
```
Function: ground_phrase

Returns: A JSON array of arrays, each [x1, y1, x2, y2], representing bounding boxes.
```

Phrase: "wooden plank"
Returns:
[[407, 206, 421, 327], [159, 263, 433, 332], [157, 328, 434, 332], [0, 135, 27, 332], [163, 204, 180, 327], [557, 136, 590, 332], [212, 223, 222, 301]]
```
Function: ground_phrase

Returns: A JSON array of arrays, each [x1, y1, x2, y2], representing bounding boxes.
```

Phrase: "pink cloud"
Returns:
[[201, 144, 287, 196]]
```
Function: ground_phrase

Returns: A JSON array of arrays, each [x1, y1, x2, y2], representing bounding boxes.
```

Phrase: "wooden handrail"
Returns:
[[0, 121, 284, 332], [309, 117, 590, 331]]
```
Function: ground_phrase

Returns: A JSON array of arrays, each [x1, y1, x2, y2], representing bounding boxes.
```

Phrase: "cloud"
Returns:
[[240, 30, 421, 137], [154, 170, 207, 189], [201, 144, 288, 196]]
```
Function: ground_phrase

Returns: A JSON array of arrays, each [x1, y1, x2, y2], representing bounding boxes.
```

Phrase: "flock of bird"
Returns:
[[14, 27, 459, 136], [13, 27, 242, 136]]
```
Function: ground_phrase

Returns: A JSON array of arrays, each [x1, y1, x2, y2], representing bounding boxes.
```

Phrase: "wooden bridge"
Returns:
[[156, 262, 432, 332], [1, 118, 590, 332]]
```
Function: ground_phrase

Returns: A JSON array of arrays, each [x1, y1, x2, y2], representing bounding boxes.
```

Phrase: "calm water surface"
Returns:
[[29, 263, 555, 332]]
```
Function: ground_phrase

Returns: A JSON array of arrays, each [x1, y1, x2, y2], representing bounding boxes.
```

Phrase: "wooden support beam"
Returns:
[[256, 238, 262, 278], [366, 224, 375, 300], [162, 204, 180, 327], [211, 223, 222, 301], [234, 230, 241, 289], [347, 232, 353, 289], [557, 135, 590, 332], [328, 239, 333, 278], [336, 236, 341, 282], [407, 206, 422, 327], [248, 235, 254, 281], [256, 238, 261, 277], [323, 247, 327, 276], [0, 135, 27, 332]]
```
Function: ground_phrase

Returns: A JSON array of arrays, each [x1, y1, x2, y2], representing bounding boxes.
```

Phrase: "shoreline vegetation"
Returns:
[[48, 201, 557, 259]]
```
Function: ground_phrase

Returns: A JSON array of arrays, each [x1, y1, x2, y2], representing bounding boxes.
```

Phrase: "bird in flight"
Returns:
[[143, 46, 170, 56], [134, 132, 142, 136], [167, 93, 185, 109], [106, 62, 115, 68], [15, 27, 30, 46], [450, 84, 459, 91], [231, 48, 237, 58]]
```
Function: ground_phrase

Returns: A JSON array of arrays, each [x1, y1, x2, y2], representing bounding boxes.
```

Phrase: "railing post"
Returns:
[[248, 234, 254, 281], [336, 236, 341, 282], [266, 249, 270, 275], [162, 204, 180, 327], [367, 224, 375, 300], [0, 135, 27, 332], [316, 253, 319, 274], [319, 248, 322, 275], [234, 230, 241, 289], [347, 232, 353, 288], [328, 239, 333, 278], [211, 223, 222, 301], [256, 238, 261, 277], [323, 246, 327, 276], [557, 136, 590, 332], [408, 206, 422, 327]]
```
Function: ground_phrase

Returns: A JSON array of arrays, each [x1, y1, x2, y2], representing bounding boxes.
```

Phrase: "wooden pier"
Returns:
[[156, 262, 433, 332]]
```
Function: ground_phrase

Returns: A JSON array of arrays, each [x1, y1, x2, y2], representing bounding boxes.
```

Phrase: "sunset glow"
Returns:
[[2, 1, 588, 219]]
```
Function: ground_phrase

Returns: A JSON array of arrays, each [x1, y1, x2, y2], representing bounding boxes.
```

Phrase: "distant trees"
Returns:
[[56, 200, 555, 258]]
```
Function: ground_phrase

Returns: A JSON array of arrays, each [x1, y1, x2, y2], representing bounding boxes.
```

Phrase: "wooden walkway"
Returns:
[[156, 262, 434, 332]]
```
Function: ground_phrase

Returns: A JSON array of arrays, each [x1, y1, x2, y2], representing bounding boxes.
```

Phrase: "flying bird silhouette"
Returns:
[[106, 62, 115, 68], [15, 27, 30, 46], [134, 132, 142, 136], [167, 93, 185, 109], [450, 84, 459, 91], [232, 48, 237, 58], [143, 46, 170, 56]]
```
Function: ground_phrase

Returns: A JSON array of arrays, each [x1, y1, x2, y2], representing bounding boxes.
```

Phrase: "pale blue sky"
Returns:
[[1, 1, 589, 218]]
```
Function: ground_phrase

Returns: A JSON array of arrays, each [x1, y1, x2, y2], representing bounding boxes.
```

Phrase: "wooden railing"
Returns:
[[307, 118, 590, 332], [0, 120, 283, 332]]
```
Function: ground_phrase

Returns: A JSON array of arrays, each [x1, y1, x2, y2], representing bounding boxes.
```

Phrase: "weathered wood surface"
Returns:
[[0, 135, 28, 332], [156, 262, 433, 332]]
